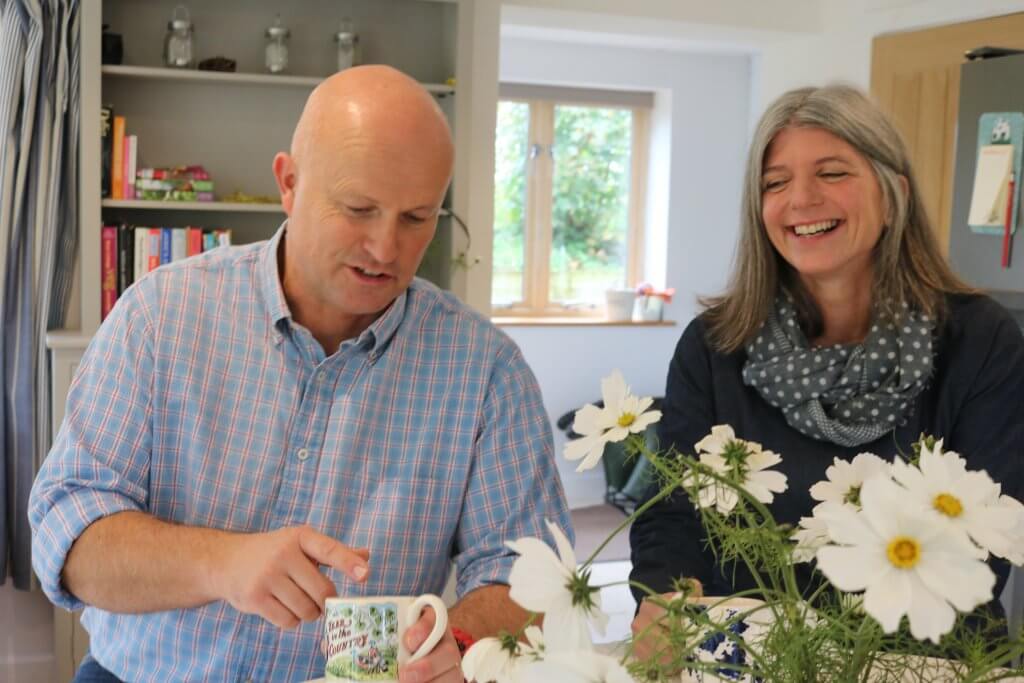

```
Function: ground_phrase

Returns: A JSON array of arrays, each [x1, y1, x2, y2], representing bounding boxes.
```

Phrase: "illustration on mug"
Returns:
[[325, 602, 400, 681]]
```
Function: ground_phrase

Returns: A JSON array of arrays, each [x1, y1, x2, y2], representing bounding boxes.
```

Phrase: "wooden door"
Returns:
[[870, 13, 1024, 253]]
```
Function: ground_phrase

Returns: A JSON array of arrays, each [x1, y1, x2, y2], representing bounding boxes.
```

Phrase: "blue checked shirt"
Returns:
[[29, 226, 572, 682]]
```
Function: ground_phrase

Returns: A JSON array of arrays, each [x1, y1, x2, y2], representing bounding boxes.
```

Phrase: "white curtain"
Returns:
[[0, 0, 79, 590]]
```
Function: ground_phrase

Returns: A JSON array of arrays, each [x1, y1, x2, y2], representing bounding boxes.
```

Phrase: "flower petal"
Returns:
[[863, 568, 911, 633], [572, 404, 613, 437], [816, 544, 889, 592], [905, 572, 956, 644], [542, 602, 596, 652], [695, 425, 734, 455], [545, 519, 577, 570], [601, 371, 628, 413], [814, 502, 879, 547], [564, 433, 612, 472], [629, 410, 661, 434]]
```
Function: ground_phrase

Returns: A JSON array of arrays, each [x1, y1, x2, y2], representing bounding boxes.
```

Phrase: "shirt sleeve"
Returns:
[[947, 302, 1024, 504], [629, 319, 722, 600], [450, 341, 574, 598], [945, 299, 1024, 597], [28, 287, 154, 610]]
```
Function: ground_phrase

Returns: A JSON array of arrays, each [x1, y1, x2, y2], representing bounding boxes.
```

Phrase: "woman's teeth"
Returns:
[[794, 219, 839, 236]]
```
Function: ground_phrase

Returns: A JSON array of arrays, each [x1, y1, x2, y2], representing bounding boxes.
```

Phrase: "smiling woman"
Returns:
[[629, 84, 1024, 649]]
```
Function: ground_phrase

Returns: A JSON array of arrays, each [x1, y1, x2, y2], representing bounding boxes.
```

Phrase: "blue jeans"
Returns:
[[72, 655, 124, 683]]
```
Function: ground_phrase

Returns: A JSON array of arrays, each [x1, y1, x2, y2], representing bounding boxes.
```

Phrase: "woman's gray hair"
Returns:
[[702, 84, 973, 353]]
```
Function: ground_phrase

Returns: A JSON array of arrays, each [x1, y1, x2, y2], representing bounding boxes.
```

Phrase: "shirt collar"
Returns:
[[257, 221, 410, 355], [258, 222, 292, 328]]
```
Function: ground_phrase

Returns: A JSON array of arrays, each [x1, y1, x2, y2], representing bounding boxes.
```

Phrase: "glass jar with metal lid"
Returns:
[[334, 17, 360, 72], [265, 15, 290, 74], [163, 5, 194, 68]]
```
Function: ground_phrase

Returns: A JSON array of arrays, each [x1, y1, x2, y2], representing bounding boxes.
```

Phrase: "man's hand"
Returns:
[[213, 525, 370, 630], [399, 606, 463, 683]]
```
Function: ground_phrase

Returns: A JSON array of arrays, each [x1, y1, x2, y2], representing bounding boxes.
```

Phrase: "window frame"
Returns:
[[492, 88, 651, 317]]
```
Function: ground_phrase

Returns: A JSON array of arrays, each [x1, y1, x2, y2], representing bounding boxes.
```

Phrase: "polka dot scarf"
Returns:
[[741, 296, 935, 447]]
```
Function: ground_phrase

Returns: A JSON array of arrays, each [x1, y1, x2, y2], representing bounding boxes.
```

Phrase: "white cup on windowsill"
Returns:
[[605, 289, 637, 321]]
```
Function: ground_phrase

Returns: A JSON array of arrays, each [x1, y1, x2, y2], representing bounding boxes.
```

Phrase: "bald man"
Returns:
[[30, 66, 572, 683]]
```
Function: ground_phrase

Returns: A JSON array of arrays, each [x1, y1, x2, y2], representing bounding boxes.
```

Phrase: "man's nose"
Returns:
[[363, 219, 400, 265]]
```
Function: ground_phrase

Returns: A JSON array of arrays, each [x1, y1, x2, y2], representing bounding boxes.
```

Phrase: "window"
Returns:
[[492, 84, 652, 316]]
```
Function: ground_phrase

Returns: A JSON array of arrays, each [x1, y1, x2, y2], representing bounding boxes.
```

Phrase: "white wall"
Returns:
[[0, 582, 54, 682], [498, 36, 751, 506], [757, 0, 1024, 112]]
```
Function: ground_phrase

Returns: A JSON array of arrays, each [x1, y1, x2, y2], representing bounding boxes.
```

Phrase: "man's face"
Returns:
[[278, 136, 451, 324]]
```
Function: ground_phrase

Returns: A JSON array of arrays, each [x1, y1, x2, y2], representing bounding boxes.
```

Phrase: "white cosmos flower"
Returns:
[[461, 626, 544, 683], [689, 425, 788, 514], [809, 452, 891, 508], [890, 441, 1024, 564], [461, 637, 519, 683], [512, 650, 634, 683], [815, 476, 995, 643], [505, 520, 607, 651], [792, 507, 831, 563], [563, 370, 662, 472]]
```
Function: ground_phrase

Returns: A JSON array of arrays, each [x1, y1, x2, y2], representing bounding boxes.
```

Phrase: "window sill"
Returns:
[[493, 317, 677, 327]]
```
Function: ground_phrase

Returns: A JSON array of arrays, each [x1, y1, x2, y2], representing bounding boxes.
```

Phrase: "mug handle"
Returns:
[[406, 594, 448, 664]]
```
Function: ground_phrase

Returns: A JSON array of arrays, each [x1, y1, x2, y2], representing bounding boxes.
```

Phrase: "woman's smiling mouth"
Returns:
[[792, 219, 841, 237]]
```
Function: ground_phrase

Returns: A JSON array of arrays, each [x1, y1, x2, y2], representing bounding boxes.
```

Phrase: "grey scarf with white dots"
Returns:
[[741, 296, 935, 447]]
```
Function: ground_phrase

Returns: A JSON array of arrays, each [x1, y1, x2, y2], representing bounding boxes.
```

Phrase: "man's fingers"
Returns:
[[404, 606, 437, 650], [398, 635, 461, 682], [261, 594, 301, 630], [297, 528, 370, 582], [288, 557, 338, 613], [271, 577, 322, 623]]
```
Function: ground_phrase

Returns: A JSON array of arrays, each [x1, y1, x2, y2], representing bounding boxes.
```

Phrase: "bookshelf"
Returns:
[[101, 199, 285, 213], [101, 64, 457, 95], [71, 0, 481, 337], [50, 1, 498, 681]]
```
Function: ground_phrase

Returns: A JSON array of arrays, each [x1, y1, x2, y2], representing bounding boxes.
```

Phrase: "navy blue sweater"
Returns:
[[630, 294, 1024, 607]]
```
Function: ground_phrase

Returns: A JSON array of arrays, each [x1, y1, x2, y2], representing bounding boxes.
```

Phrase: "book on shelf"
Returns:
[[105, 225, 233, 318], [100, 106, 113, 198], [124, 135, 138, 200], [117, 223, 133, 296], [101, 226, 117, 320], [111, 115, 125, 199]]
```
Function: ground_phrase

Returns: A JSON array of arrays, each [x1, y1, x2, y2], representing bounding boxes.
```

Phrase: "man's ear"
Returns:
[[272, 152, 297, 215]]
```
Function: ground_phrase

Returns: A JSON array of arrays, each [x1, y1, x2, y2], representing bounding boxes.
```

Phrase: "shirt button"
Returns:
[[317, 371, 326, 382], [296, 448, 310, 461]]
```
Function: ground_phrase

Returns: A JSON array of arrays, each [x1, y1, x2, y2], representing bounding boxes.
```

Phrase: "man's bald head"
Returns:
[[290, 65, 453, 175], [271, 65, 455, 345]]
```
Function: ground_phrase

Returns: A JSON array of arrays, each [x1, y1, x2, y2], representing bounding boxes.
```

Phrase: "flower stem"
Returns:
[[582, 472, 673, 567]]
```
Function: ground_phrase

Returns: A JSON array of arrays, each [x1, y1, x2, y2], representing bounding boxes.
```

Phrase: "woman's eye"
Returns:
[[763, 179, 786, 192], [347, 206, 373, 215], [820, 171, 848, 180]]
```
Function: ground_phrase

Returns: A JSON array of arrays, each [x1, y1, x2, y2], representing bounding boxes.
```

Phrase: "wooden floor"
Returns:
[[571, 503, 632, 563]]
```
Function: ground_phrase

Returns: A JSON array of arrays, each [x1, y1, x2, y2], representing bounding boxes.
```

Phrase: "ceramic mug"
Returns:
[[679, 597, 773, 683], [324, 594, 447, 683]]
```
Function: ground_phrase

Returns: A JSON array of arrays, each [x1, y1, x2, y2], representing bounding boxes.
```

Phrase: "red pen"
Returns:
[[1003, 171, 1015, 269]]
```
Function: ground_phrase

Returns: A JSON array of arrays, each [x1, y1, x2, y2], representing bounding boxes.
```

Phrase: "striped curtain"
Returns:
[[1, 0, 79, 590]]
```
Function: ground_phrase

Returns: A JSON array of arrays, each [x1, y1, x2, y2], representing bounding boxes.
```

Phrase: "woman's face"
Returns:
[[761, 126, 886, 290]]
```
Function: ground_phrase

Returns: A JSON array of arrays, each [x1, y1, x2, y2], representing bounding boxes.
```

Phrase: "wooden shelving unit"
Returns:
[[101, 64, 455, 95], [101, 199, 285, 213]]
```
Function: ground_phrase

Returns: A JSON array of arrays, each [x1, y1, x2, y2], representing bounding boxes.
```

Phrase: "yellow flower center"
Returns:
[[886, 536, 921, 569], [933, 493, 963, 518], [617, 412, 636, 428]]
